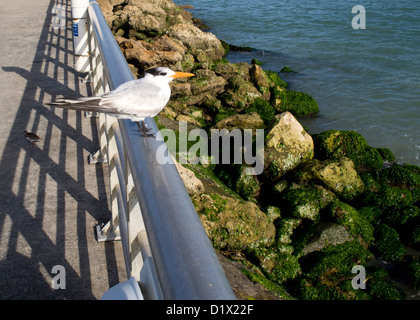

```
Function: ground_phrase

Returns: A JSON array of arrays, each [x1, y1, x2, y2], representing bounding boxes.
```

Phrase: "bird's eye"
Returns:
[[160, 72, 167, 76]]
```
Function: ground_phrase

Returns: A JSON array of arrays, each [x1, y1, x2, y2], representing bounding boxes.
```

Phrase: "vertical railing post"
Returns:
[[70, 0, 90, 72]]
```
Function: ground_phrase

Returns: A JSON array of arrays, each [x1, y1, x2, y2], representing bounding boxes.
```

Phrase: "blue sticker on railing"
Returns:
[[73, 22, 79, 36]]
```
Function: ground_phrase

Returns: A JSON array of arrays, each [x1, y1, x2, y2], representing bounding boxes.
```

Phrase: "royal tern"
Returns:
[[47, 67, 194, 135]]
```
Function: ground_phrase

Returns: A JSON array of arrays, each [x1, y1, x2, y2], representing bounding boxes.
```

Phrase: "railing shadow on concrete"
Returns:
[[0, 0, 123, 299], [80, 0, 235, 299]]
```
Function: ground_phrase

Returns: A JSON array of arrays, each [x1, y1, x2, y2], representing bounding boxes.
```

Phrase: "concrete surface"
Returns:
[[0, 0, 126, 299]]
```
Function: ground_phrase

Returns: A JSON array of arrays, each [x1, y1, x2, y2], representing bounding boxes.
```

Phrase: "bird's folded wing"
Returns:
[[100, 82, 169, 116]]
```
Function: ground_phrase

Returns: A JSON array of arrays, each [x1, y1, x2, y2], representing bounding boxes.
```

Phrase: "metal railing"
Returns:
[[70, 0, 235, 299]]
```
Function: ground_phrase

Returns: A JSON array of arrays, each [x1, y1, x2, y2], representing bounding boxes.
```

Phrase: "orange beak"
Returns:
[[170, 71, 195, 79]]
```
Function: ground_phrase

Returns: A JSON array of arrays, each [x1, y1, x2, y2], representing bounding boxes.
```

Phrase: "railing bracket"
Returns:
[[84, 110, 99, 118], [96, 221, 121, 242], [88, 149, 107, 164]]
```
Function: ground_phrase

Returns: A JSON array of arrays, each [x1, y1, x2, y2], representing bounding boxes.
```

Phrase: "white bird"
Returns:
[[47, 67, 194, 135]]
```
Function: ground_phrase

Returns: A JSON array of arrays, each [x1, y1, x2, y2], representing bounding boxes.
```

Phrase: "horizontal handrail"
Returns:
[[86, 0, 235, 299]]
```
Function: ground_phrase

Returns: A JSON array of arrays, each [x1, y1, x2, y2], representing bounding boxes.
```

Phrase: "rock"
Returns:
[[272, 90, 319, 116], [123, 2, 168, 35], [302, 223, 354, 256], [217, 253, 283, 300], [281, 185, 335, 221], [170, 82, 192, 97], [250, 64, 272, 100], [165, 23, 225, 60], [275, 217, 302, 244], [173, 159, 205, 195], [376, 147, 395, 163], [244, 98, 276, 125], [97, 0, 124, 27], [219, 75, 262, 111], [128, 0, 176, 11], [118, 36, 184, 70], [379, 163, 420, 189], [191, 193, 276, 251], [246, 245, 301, 284], [362, 182, 414, 211], [215, 164, 261, 201], [264, 112, 314, 179], [214, 62, 251, 81], [328, 201, 374, 247], [175, 114, 201, 127], [190, 69, 226, 98], [214, 112, 264, 131], [313, 130, 383, 173], [295, 157, 365, 201], [373, 224, 406, 262]]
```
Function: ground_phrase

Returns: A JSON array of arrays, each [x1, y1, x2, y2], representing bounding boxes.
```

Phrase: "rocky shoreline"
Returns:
[[97, 0, 420, 300]]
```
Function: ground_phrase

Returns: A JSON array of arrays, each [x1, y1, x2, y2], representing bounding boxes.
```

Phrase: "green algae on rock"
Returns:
[[293, 157, 365, 201], [313, 130, 383, 173], [192, 193, 275, 251], [272, 90, 319, 116], [280, 185, 335, 221], [373, 224, 406, 262]]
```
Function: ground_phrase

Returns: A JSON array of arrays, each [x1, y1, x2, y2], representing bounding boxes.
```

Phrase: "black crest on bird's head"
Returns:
[[145, 67, 169, 77]]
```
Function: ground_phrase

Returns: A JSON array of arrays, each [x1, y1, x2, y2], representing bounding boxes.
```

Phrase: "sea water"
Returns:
[[174, 0, 420, 165]]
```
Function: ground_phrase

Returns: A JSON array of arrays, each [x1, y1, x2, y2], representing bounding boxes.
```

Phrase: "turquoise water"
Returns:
[[175, 0, 420, 165]]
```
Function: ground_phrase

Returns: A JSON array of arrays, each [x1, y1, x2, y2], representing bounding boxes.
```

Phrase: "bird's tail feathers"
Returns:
[[46, 97, 121, 114]]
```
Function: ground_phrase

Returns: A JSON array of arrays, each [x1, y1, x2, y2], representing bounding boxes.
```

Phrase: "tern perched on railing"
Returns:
[[47, 67, 194, 135]]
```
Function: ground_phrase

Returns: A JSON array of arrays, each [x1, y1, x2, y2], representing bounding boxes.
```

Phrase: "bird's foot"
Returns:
[[137, 121, 155, 137]]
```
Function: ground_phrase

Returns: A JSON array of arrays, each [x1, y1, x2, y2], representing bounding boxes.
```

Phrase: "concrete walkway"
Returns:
[[0, 0, 126, 299]]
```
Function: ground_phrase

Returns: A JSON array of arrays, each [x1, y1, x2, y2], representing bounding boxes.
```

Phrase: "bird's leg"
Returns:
[[137, 121, 155, 137]]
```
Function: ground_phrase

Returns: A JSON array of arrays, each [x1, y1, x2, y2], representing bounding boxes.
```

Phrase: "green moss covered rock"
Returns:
[[328, 201, 374, 246], [366, 268, 404, 300], [313, 130, 383, 173], [245, 98, 276, 125], [373, 224, 406, 262], [192, 193, 275, 250], [292, 241, 373, 300], [362, 184, 413, 211], [214, 164, 261, 201], [219, 74, 262, 111], [281, 185, 335, 221], [275, 217, 302, 244], [409, 259, 420, 290], [272, 90, 319, 116], [376, 147, 395, 162], [246, 245, 301, 284], [379, 164, 420, 189], [294, 157, 365, 201]]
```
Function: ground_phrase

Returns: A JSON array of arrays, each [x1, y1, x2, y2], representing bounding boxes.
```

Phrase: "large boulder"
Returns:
[[191, 193, 276, 251], [123, 2, 167, 34], [165, 23, 225, 60], [116, 36, 184, 70], [295, 157, 365, 201], [264, 112, 314, 180], [313, 130, 383, 173]]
